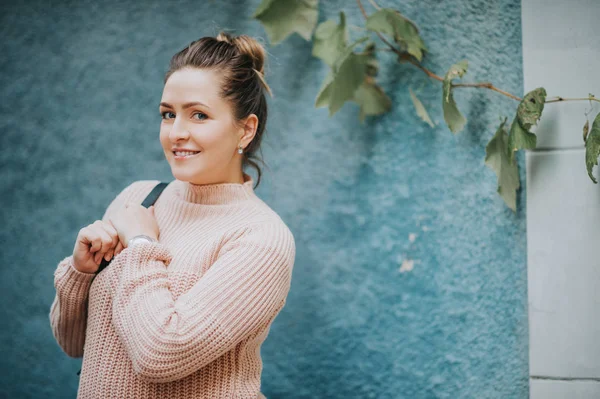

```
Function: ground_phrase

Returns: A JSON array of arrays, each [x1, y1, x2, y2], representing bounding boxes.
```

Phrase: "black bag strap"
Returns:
[[94, 182, 170, 274], [141, 182, 170, 208], [77, 181, 170, 376]]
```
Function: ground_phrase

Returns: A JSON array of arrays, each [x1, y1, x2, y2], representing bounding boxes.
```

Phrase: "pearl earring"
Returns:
[[238, 145, 244, 154]]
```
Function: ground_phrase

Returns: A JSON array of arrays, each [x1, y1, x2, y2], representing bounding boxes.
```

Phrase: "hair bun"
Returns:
[[216, 32, 272, 97]]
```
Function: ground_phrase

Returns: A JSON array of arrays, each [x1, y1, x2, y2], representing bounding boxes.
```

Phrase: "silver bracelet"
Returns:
[[127, 234, 158, 248]]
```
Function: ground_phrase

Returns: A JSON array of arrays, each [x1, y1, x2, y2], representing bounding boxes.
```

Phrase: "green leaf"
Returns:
[[585, 112, 600, 183], [507, 118, 536, 161], [315, 37, 390, 120], [315, 58, 362, 116], [331, 36, 370, 72], [507, 87, 547, 162], [409, 87, 435, 128], [314, 37, 371, 116], [253, 0, 277, 16], [312, 11, 348, 67], [253, 0, 319, 45], [354, 77, 392, 122], [352, 41, 391, 121], [315, 70, 334, 108], [516, 87, 547, 127], [326, 54, 367, 115], [365, 8, 427, 61], [442, 59, 468, 134], [485, 117, 520, 212], [362, 42, 379, 77]]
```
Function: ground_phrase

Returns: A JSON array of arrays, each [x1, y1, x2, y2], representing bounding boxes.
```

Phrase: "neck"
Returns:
[[176, 172, 255, 205]]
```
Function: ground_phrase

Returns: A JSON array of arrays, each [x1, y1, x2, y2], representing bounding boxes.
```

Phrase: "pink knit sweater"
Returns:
[[49, 172, 296, 399]]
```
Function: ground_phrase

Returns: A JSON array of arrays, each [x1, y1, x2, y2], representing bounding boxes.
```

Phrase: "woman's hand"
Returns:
[[109, 203, 159, 248], [72, 220, 124, 274]]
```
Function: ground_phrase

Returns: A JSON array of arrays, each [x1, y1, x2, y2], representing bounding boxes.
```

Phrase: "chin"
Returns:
[[169, 165, 195, 180]]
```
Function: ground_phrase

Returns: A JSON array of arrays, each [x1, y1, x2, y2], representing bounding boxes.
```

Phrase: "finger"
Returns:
[[95, 250, 103, 265], [104, 249, 113, 261], [99, 221, 120, 249], [79, 226, 96, 250], [82, 225, 102, 253], [114, 241, 124, 256], [104, 218, 117, 231], [91, 222, 111, 246], [89, 227, 105, 264], [89, 223, 114, 261], [106, 217, 125, 244]]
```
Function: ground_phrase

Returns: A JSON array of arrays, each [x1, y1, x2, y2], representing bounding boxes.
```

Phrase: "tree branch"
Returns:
[[368, 0, 381, 10], [546, 96, 599, 104], [356, 0, 522, 102], [357, 0, 405, 58], [452, 82, 522, 101], [357, 0, 597, 105]]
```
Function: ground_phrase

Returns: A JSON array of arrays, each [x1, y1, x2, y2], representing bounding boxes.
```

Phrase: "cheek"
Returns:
[[159, 125, 173, 146], [190, 125, 230, 149]]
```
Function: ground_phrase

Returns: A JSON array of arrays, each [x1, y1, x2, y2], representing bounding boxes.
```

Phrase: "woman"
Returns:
[[49, 32, 295, 399]]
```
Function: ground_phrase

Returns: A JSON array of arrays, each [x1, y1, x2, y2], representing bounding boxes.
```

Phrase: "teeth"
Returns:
[[175, 151, 199, 156]]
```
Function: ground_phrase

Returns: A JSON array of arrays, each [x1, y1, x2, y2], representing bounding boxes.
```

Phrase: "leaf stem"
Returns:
[[368, 0, 381, 10], [358, 0, 596, 105], [356, 0, 522, 102], [452, 82, 522, 101], [546, 96, 599, 104], [357, 0, 405, 56]]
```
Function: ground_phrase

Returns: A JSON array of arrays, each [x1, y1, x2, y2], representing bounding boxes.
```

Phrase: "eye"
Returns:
[[160, 111, 175, 120], [193, 112, 208, 121]]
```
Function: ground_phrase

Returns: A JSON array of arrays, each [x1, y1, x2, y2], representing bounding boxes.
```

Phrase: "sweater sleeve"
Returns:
[[111, 222, 296, 383], [49, 255, 96, 357], [49, 180, 150, 358]]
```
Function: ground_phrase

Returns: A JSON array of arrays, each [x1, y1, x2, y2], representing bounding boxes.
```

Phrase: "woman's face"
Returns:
[[159, 67, 256, 184]]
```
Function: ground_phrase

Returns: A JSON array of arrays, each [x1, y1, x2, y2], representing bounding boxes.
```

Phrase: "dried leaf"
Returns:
[[507, 87, 546, 163]]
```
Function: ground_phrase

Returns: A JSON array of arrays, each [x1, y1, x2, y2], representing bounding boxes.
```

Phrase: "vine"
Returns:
[[251, 0, 600, 211]]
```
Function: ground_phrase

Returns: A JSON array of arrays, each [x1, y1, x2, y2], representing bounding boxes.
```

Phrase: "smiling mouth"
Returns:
[[173, 151, 201, 159]]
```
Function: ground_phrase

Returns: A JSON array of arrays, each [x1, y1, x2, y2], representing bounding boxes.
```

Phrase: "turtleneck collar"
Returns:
[[176, 172, 255, 205]]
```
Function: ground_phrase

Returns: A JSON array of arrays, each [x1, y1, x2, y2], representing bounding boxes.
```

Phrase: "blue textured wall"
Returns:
[[0, 0, 527, 398]]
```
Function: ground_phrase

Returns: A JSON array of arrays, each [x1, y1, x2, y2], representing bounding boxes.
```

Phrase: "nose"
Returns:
[[169, 117, 190, 142]]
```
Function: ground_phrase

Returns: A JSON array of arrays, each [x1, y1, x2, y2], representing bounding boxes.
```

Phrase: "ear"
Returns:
[[239, 114, 258, 145]]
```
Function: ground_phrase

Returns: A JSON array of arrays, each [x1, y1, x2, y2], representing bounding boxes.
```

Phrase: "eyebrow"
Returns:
[[159, 101, 211, 110]]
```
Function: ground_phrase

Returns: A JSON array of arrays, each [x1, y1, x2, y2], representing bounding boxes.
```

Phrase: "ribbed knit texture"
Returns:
[[49, 172, 295, 399]]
